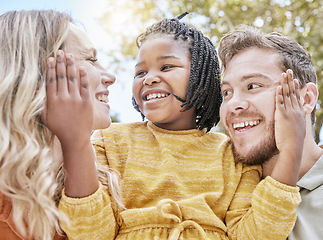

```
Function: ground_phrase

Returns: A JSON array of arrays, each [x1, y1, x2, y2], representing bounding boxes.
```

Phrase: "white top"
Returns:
[[288, 154, 323, 240]]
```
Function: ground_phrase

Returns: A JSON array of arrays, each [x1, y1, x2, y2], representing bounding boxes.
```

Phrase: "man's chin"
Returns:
[[231, 140, 279, 166]]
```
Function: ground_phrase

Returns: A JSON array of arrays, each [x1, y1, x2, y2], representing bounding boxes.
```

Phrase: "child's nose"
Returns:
[[143, 74, 161, 86]]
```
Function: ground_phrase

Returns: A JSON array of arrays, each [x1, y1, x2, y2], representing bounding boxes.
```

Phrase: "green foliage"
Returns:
[[100, 0, 323, 141], [110, 112, 120, 123]]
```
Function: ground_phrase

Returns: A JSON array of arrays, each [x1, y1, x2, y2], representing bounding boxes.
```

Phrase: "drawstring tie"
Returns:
[[157, 199, 211, 240]]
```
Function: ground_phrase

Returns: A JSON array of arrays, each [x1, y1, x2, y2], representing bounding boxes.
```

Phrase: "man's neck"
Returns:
[[262, 129, 323, 181], [298, 135, 323, 179]]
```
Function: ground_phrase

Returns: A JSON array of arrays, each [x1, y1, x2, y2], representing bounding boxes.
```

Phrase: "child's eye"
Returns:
[[161, 65, 174, 71], [248, 83, 261, 90], [135, 70, 147, 77]]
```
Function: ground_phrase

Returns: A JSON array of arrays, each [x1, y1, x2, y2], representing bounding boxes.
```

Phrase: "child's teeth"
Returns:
[[146, 93, 169, 101]]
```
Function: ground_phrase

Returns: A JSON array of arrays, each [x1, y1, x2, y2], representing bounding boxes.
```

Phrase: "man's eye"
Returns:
[[248, 83, 261, 90], [222, 89, 233, 97], [161, 65, 174, 71]]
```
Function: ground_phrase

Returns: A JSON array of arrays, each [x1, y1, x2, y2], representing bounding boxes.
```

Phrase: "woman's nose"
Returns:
[[101, 72, 116, 86]]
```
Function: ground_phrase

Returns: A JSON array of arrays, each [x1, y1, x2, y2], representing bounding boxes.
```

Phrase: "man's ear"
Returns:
[[300, 82, 318, 114]]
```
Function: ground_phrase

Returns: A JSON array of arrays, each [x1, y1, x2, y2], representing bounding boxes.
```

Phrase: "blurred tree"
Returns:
[[110, 111, 120, 123], [100, 0, 323, 142]]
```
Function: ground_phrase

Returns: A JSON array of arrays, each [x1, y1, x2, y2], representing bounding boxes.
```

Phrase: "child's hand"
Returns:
[[42, 50, 99, 197], [41, 50, 93, 147], [272, 69, 305, 185], [275, 69, 305, 154]]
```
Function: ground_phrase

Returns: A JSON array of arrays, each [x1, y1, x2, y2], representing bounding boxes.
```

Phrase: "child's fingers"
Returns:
[[294, 79, 303, 109], [286, 69, 298, 109], [56, 50, 68, 96], [276, 85, 284, 111], [65, 54, 79, 96], [79, 67, 90, 99], [42, 57, 57, 126], [280, 72, 291, 111], [46, 57, 57, 98]]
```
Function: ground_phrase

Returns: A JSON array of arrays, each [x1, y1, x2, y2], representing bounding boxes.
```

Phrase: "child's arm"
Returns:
[[270, 69, 305, 186], [226, 70, 303, 239], [44, 51, 118, 240], [42, 50, 99, 197]]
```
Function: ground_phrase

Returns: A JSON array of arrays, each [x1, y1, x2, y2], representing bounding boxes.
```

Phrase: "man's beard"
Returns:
[[231, 123, 279, 166]]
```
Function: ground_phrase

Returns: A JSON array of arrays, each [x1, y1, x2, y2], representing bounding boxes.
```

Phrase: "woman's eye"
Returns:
[[161, 65, 174, 71], [87, 58, 98, 64], [248, 83, 261, 90]]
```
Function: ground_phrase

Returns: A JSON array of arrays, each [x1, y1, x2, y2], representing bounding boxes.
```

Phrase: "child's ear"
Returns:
[[300, 82, 318, 114]]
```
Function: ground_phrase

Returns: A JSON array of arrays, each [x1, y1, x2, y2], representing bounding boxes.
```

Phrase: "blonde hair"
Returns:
[[0, 10, 123, 239], [0, 10, 71, 239]]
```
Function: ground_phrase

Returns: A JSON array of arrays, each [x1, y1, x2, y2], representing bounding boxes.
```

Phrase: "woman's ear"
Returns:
[[300, 82, 318, 114]]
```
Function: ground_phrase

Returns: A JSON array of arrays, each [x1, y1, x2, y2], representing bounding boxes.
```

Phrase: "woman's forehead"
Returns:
[[65, 23, 95, 54]]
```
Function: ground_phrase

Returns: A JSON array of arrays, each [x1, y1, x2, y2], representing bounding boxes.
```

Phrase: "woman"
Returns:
[[0, 10, 119, 240]]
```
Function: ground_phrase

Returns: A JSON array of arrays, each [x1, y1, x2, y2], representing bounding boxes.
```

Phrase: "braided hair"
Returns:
[[133, 12, 222, 132]]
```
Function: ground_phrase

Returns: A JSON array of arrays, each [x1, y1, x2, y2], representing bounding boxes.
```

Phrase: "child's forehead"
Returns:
[[139, 37, 190, 54], [140, 34, 192, 51], [135, 37, 192, 65]]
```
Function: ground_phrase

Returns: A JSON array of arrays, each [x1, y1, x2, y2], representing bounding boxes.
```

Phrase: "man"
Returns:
[[218, 25, 323, 239]]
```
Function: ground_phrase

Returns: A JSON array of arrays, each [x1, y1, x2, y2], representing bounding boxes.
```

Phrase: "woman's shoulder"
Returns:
[[0, 192, 12, 221]]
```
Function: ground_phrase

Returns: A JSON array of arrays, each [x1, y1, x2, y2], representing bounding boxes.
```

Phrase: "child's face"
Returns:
[[133, 37, 196, 130], [64, 23, 116, 130]]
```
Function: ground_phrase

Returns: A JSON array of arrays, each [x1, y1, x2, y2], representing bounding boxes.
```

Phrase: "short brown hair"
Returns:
[[218, 25, 317, 123]]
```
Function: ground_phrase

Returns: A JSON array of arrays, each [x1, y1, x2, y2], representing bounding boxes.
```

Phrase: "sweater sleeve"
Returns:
[[226, 169, 301, 240], [59, 183, 118, 240], [59, 129, 120, 240]]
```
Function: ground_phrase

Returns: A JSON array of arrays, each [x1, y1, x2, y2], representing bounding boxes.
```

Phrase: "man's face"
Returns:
[[220, 47, 283, 165]]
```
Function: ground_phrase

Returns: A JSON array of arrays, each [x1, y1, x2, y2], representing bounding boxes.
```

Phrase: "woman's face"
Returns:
[[63, 23, 116, 130]]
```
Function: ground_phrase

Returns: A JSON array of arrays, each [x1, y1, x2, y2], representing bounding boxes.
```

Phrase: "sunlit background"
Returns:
[[2, 0, 323, 143], [1, 0, 143, 123]]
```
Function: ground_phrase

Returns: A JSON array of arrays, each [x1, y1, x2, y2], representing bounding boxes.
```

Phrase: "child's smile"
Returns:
[[133, 37, 196, 131]]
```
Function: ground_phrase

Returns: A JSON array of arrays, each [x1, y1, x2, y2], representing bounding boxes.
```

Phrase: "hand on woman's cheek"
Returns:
[[42, 50, 93, 146]]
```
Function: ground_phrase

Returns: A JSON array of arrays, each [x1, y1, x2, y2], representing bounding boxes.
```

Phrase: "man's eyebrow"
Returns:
[[222, 73, 274, 85], [241, 73, 282, 87], [241, 73, 272, 82], [222, 73, 282, 90]]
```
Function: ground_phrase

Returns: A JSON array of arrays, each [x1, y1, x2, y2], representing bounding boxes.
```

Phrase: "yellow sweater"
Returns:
[[59, 122, 301, 240]]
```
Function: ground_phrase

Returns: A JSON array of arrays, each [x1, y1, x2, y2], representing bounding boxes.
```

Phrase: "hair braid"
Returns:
[[134, 12, 222, 132]]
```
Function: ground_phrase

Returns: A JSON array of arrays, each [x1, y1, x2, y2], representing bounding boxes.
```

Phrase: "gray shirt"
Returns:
[[288, 154, 323, 240]]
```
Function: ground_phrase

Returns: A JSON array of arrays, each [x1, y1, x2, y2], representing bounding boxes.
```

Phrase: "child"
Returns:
[[0, 10, 118, 240], [58, 13, 304, 239]]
